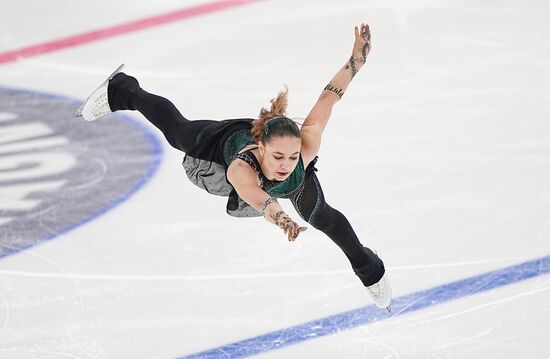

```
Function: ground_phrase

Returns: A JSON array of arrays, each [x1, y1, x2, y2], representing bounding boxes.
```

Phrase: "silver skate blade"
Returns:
[[108, 63, 125, 80], [75, 103, 84, 117], [386, 305, 392, 314]]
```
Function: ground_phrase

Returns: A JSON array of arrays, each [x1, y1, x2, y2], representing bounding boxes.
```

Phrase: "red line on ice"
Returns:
[[0, 0, 256, 64]]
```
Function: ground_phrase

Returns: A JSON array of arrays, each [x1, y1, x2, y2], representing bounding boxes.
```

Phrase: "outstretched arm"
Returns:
[[301, 23, 372, 167]]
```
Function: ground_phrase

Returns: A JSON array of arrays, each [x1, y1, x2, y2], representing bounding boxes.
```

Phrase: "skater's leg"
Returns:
[[292, 166, 385, 287], [108, 72, 213, 153]]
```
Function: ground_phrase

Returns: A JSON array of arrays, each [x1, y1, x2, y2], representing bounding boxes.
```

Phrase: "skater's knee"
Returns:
[[308, 203, 338, 231]]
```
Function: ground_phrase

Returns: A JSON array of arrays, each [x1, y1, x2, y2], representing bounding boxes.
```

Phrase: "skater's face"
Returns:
[[259, 135, 301, 181]]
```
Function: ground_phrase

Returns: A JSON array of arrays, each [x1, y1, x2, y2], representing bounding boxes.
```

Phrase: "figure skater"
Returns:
[[76, 23, 392, 312]]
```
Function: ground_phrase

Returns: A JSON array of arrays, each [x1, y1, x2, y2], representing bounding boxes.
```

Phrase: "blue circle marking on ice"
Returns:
[[0, 86, 163, 259], [181, 255, 550, 358]]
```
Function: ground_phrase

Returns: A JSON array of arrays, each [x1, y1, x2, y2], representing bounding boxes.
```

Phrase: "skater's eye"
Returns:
[[274, 156, 298, 161]]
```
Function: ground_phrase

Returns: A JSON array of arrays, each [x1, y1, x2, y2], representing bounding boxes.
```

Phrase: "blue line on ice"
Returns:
[[181, 255, 550, 358]]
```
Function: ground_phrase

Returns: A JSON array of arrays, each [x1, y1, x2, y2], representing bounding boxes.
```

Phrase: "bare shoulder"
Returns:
[[227, 158, 260, 187]]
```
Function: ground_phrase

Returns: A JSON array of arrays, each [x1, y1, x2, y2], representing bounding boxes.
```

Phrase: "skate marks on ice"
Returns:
[[181, 255, 550, 358], [0, 87, 162, 258]]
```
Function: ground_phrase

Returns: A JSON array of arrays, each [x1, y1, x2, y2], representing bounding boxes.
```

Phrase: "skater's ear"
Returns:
[[257, 141, 265, 156]]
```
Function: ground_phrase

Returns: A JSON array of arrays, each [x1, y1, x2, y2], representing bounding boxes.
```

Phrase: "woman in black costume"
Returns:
[[77, 23, 392, 312]]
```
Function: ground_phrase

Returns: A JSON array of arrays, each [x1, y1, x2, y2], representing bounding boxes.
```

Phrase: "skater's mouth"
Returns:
[[276, 171, 289, 177]]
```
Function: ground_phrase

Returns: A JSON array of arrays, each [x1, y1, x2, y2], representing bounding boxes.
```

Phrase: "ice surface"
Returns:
[[0, 0, 549, 358]]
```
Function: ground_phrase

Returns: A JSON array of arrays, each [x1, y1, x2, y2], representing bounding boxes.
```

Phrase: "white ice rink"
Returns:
[[1, 0, 550, 358]]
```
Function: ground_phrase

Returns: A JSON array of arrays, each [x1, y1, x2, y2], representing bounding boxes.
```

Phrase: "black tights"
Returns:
[[109, 72, 217, 153], [108, 73, 385, 287], [291, 166, 385, 286]]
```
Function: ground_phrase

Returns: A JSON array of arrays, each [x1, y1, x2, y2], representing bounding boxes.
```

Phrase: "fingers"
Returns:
[[355, 23, 371, 45], [287, 224, 308, 242], [360, 23, 371, 41], [274, 214, 307, 241], [288, 223, 297, 241]]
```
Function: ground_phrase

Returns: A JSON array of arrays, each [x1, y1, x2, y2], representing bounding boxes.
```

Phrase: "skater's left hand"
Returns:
[[278, 215, 308, 242], [271, 210, 307, 241], [351, 22, 372, 65], [262, 199, 307, 241]]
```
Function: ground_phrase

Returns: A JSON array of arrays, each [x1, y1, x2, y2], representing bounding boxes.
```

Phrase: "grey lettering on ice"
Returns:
[[0, 88, 161, 258]]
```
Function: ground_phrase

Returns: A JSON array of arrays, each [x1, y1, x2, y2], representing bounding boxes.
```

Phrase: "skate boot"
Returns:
[[75, 63, 125, 121], [366, 272, 392, 313], [353, 247, 392, 313]]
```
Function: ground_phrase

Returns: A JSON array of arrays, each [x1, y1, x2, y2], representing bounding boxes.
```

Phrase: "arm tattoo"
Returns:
[[261, 197, 278, 214], [361, 42, 370, 63], [361, 25, 371, 62], [323, 83, 345, 99], [345, 55, 359, 79], [272, 210, 286, 224]]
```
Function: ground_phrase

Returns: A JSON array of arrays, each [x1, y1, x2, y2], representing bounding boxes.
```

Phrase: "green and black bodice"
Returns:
[[181, 119, 305, 217]]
